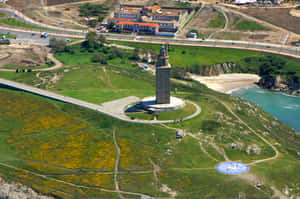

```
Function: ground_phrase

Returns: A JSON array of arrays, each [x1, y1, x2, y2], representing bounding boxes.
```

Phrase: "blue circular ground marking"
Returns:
[[216, 162, 249, 175]]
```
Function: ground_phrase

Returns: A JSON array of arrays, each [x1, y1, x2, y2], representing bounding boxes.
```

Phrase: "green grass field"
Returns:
[[109, 41, 300, 77], [235, 20, 269, 31], [208, 13, 226, 28], [0, 84, 298, 198], [0, 12, 6, 18]]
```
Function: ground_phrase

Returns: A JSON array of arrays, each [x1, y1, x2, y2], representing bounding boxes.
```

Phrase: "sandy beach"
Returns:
[[190, 73, 260, 94]]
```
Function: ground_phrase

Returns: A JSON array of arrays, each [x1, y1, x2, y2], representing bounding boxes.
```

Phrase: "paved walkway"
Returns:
[[0, 78, 201, 124]]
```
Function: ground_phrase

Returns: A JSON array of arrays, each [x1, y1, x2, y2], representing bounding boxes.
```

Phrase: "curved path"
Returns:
[[112, 129, 125, 199], [0, 53, 63, 72], [208, 6, 229, 39], [212, 97, 280, 166], [0, 78, 201, 124]]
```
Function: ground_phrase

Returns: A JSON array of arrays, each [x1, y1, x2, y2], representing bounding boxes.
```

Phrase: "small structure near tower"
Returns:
[[156, 44, 171, 104]]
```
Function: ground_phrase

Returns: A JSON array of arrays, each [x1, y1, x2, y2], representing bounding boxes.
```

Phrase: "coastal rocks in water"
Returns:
[[258, 75, 300, 95], [0, 177, 54, 199]]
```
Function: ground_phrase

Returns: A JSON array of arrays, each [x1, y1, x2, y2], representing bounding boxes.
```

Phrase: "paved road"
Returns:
[[0, 78, 201, 124], [0, 24, 299, 58], [1, 24, 299, 58]]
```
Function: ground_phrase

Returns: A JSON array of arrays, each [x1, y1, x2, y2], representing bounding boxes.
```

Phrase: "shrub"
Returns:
[[91, 53, 107, 64], [49, 38, 66, 52], [0, 39, 10, 45], [201, 120, 221, 132], [88, 19, 98, 28], [79, 3, 108, 17]]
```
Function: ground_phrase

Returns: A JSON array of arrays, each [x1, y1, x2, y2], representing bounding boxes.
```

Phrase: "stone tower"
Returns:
[[156, 45, 171, 104]]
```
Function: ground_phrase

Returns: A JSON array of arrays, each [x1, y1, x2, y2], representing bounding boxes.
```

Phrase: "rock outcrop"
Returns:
[[198, 62, 240, 76], [258, 75, 300, 95]]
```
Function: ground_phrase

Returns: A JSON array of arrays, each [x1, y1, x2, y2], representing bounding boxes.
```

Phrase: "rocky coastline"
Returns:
[[194, 62, 300, 96], [257, 75, 300, 96], [0, 177, 54, 199]]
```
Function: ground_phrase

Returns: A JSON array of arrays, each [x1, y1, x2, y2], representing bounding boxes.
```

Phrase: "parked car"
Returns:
[[40, 32, 49, 38]]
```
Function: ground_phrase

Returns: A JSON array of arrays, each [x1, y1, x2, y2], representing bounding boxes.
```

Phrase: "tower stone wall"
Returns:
[[156, 45, 171, 104]]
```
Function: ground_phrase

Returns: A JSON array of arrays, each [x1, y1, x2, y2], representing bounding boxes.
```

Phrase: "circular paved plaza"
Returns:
[[141, 96, 185, 112]]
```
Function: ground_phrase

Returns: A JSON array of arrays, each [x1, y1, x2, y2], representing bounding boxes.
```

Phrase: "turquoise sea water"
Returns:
[[231, 86, 300, 132]]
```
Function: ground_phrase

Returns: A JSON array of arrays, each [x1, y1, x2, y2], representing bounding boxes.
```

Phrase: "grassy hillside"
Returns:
[[0, 41, 299, 198]]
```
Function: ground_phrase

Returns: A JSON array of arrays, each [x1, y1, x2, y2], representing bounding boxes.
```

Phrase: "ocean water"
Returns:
[[231, 86, 300, 132]]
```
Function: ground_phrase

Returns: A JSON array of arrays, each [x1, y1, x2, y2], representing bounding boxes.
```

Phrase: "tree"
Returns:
[[0, 39, 10, 45], [130, 48, 140, 60], [98, 15, 104, 22], [49, 38, 67, 52], [82, 31, 106, 50], [86, 31, 97, 43], [107, 22, 115, 30], [110, 48, 122, 59], [88, 19, 98, 27], [79, 3, 108, 17], [91, 53, 107, 64], [98, 34, 106, 44], [82, 31, 98, 49]]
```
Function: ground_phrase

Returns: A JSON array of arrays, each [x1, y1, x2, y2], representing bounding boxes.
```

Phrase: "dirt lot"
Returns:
[[22, 0, 107, 30], [180, 5, 220, 37], [214, 30, 287, 44], [6, 0, 41, 9], [47, 0, 88, 6], [240, 8, 300, 34], [0, 45, 49, 68], [22, 0, 117, 29]]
